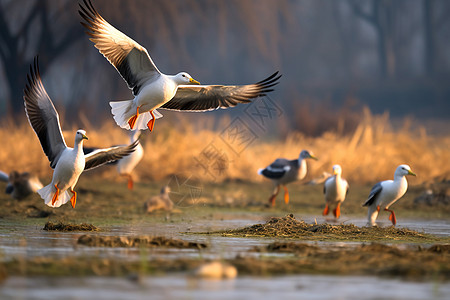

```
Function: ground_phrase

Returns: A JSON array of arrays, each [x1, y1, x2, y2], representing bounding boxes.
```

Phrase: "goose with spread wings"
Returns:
[[79, 0, 281, 132], [23, 57, 139, 208]]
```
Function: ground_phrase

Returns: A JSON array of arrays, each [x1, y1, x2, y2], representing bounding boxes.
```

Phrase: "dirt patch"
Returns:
[[254, 242, 319, 254], [208, 214, 445, 243], [428, 244, 450, 253], [247, 241, 450, 280], [77, 235, 208, 249], [43, 221, 99, 232], [3, 242, 449, 281]]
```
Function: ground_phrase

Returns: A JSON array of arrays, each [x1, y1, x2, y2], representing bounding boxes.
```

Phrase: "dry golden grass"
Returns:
[[1, 109, 448, 186]]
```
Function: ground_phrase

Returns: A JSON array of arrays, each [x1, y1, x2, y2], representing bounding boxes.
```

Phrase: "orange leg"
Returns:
[[322, 204, 329, 216], [51, 184, 60, 206], [146, 110, 156, 131], [127, 174, 134, 190], [128, 105, 141, 130], [283, 185, 290, 204], [333, 202, 341, 219], [376, 205, 381, 212], [385, 208, 397, 226], [269, 185, 280, 207], [69, 188, 77, 208]]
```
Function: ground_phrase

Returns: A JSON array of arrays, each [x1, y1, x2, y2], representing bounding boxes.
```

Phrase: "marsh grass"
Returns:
[[0, 109, 448, 185]]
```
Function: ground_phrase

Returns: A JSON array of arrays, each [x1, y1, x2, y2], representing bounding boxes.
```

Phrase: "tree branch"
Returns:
[[348, 0, 376, 24], [17, 0, 40, 37]]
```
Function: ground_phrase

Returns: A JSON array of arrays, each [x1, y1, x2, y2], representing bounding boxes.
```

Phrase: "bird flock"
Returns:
[[6, 0, 417, 227]]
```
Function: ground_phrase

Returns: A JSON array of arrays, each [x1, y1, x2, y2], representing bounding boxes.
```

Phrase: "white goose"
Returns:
[[78, 0, 280, 132], [116, 130, 144, 189], [323, 165, 349, 219], [363, 164, 416, 226], [24, 57, 138, 208]]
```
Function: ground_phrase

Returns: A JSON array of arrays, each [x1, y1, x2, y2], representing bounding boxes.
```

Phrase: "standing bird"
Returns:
[[144, 186, 174, 213], [363, 164, 416, 226], [323, 165, 349, 219], [83, 130, 144, 190], [78, 0, 280, 132], [116, 130, 144, 189], [23, 57, 138, 208], [258, 150, 318, 206]]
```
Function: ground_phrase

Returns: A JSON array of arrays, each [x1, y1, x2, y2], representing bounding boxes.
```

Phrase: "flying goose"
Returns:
[[78, 0, 281, 132], [258, 150, 317, 206], [363, 164, 416, 226], [23, 57, 138, 208], [323, 164, 349, 219]]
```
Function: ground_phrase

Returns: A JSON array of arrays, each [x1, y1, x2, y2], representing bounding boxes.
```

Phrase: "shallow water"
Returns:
[[2, 274, 449, 300], [1, 216, 449, 262], [1, 215, 449, 299]]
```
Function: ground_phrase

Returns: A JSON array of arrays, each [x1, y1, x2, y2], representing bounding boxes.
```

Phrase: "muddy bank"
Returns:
[[43, 221, 99, 232], [3, 242, 449, 281], [77, 235, 208, 249], [206, 214, 448, 243]]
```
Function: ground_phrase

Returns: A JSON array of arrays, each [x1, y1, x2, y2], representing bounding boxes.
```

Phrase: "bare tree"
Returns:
[[348, 0, 397, 78], [0, 0, 83, 116]]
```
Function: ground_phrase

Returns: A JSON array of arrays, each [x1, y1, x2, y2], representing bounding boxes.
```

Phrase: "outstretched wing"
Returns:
[[362, 182, 382, 207], [84, 140, 139, 171], [161, 72, 281, 111], [79, 0, 161, 96], [23, 57, 67, 169]]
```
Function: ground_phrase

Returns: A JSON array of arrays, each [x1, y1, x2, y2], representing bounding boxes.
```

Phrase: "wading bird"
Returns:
[[79, 0, 280, 132], [323, 164, 349, 219], [258, 150, 317, 206], [363, 164, 416, 226], [23, 57, 138, 208]]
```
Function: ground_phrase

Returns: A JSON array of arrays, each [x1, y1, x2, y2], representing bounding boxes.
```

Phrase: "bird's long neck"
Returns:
[[73, 140, 84, 153], [297, 158, 307, 178], [394, 174, 407, 186]]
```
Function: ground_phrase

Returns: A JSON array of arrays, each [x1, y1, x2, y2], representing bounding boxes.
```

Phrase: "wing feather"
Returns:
[[78, 0, 160, 95], [84, 140, 139, 171], [161, 72, 281, 111], [362, 182, 382, 207], [23, 57, 67, 169]]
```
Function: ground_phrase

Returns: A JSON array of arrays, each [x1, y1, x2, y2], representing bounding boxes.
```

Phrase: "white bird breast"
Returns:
[[136, 76, 178, 111], [52, 148, 85, 191]]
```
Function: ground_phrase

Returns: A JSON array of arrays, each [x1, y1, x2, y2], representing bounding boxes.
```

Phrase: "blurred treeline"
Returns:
[[0, 0, 449, 136]]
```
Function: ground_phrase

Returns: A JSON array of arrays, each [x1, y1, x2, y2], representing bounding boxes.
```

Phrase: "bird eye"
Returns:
[[182, 74, 186, 77]]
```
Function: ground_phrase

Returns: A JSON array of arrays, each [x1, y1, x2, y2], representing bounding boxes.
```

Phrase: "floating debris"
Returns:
[[43, 221, 99, 232], [77, 235, 208, 249]]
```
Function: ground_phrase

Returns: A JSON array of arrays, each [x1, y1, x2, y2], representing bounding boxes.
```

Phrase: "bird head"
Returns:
[[176, 72, 200, 85], [300, 150, 318, 161], [75, 130, 88, 143], [395, 164, 416, 177], [332, 164, 342, 175]]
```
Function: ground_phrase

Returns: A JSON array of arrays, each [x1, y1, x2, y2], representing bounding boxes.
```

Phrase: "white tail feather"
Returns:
[[38, 184, 71, 208], [110, 100, 134, 129], [110, 100, 163, 130], [257, 168, 264, 175]]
